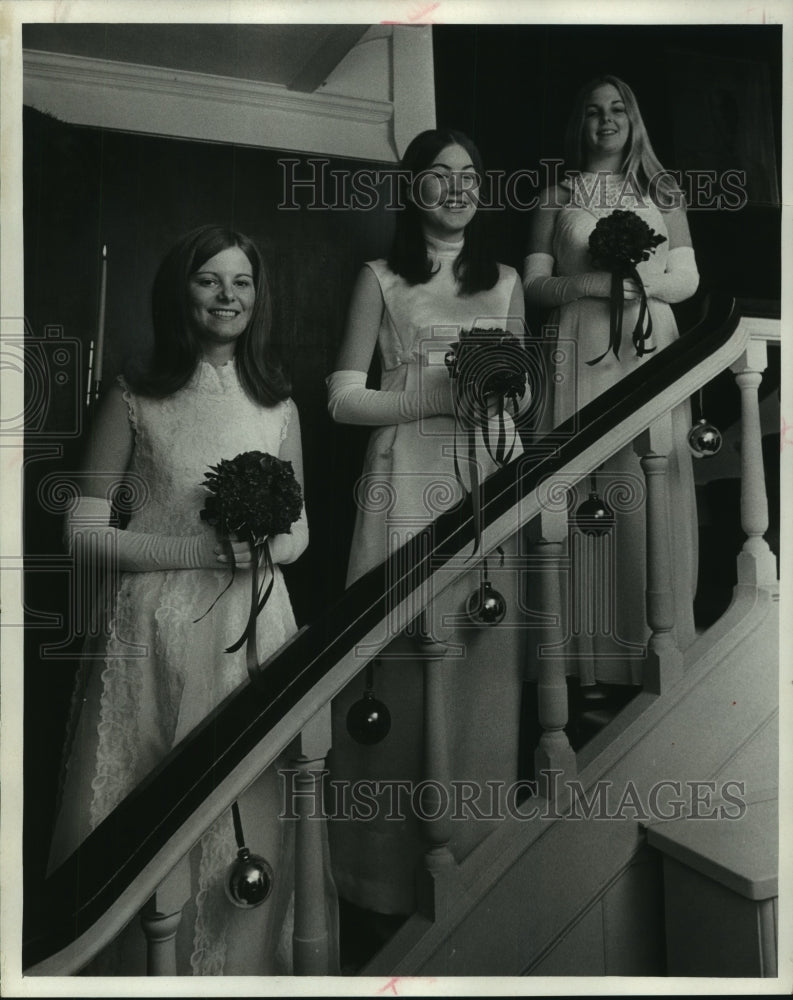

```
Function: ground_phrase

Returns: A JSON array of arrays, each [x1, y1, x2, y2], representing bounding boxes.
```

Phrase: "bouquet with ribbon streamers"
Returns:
[[196, 451, 303, 674], [445, 327, 529, 553], [587, 209, 666, 366]]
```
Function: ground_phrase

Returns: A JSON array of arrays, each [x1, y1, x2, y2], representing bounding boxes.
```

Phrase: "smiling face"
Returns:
[[582, 82, 631, 163], [187, 246, 255, 357], [412, 143, 480, 241]]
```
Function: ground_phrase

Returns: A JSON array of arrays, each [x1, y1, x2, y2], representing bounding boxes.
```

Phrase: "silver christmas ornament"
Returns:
[[575, 491, 615, 536], [687, 418, 723, 458], [225, 847, 274, 909], [347, 688, 391, 745], [465, 579, 507, 626]]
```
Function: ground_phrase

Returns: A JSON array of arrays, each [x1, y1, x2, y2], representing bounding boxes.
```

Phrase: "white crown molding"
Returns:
[[23, 49, 392, 124], [23, 48, 398, 162]]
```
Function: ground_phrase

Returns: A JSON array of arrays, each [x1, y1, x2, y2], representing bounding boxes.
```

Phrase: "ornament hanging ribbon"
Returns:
[[586, 208, 666, 367]]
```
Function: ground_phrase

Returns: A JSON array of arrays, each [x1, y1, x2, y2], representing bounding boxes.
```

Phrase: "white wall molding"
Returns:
[[23, 48, 399, 162]]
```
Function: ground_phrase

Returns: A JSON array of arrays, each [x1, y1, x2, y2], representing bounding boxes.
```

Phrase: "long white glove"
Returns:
[[643, 246, 699, 303], [268, 506, 308, 565], [64, 496, 213, 571], [522, 252, 612, 306], [326, 369, 454, 426], [65, 496, 308, 570]]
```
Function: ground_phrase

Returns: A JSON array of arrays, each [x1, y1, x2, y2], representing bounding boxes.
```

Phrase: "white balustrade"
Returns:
[[731, 339, 777, 587], [140, 895, 182, 976]]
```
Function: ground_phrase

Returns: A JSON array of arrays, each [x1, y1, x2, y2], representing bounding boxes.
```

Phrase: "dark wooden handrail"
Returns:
[[23, 291, 742, 969]]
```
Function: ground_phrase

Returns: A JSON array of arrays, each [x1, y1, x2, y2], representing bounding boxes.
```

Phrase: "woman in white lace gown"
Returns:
[[326, 130, 530, 919], [48, 226, 324, 975], [523, 76, 700, 683]]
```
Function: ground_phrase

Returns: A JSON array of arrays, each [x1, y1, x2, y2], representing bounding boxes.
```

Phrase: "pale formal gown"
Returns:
[[49, 361, 329, 975], [533, 174, 698, 685], [330, 235, 528, 915]]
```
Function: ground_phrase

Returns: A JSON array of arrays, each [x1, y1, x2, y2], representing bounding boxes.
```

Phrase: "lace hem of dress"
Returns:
[[190, 810, 235, 975], [89, 641, 143, 828]]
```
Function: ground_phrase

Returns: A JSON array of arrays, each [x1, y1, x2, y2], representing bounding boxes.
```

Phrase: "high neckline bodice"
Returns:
[[425, 232, 464, 259], [562, 170, 648, 217], [188, 358, 240, 393]]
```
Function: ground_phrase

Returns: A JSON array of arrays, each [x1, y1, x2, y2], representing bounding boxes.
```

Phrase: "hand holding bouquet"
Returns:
[[444, 327, 529, 462], [445, 327, 530, 552], [197, 450, 303, 672], [587, 209, 666, 366]]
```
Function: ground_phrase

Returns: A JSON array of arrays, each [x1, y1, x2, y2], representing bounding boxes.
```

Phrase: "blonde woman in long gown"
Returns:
[[523, 75, 700, 684]]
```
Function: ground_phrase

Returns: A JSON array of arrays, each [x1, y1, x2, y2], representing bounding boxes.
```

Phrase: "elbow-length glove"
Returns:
[[65, 496, 308, 569], [326, 369, 453, 426]]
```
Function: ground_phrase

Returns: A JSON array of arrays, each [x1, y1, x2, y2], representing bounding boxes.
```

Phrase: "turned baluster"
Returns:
[[140, 895, 183, 975], [416, 607, 458, 920], [731, 341, 777, 587], [291, 705, 335, 974], [637, 425, 683, 692], [533, 530, 576, 800]]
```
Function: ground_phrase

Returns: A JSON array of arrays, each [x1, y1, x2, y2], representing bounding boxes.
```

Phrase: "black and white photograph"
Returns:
[[1, 0, 790, 994]]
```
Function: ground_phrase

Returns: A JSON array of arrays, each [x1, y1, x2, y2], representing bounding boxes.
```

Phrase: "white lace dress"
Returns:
[[49, 361, 300, 975]]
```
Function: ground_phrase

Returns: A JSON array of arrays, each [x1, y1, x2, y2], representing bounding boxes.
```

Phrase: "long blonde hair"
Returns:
[[564, 74, 682, 207]]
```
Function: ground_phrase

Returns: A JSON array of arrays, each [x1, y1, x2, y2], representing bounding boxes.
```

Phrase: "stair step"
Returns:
[[579, 709, 615, 728], [579, 689, 611, 705]]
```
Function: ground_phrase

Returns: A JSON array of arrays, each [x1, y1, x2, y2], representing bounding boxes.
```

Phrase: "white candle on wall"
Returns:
[[93, 244, 107, 398], [85, 339, 95, 408]]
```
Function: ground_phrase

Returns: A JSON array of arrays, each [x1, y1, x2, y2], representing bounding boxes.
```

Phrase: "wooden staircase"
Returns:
[[357, 581, 778, 975], [22, 295, 781, 980]]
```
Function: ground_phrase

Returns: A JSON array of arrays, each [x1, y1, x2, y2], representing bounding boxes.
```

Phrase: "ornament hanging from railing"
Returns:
[[465, 552, 507, 626], [225, 801, 274, 909], [687, 386, 723, 459], [346, 660, 391, 745], [574, 471, 616, 536]]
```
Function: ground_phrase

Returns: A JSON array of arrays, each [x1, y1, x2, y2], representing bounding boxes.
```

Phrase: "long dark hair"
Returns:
[[388, 128, 499, 293], [563, 75, 682, 205], [128, 225, 290, 404]]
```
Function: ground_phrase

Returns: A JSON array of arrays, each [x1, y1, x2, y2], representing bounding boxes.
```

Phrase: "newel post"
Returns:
[[731, 340, 777, 587]]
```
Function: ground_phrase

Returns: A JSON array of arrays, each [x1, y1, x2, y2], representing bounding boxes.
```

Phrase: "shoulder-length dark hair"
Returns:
[[387, 128, 499, 293], [563, 74, 682, 205], [127, 225, 290, 404]]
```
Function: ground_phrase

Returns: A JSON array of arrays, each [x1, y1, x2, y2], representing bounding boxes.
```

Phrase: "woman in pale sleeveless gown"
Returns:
[[49, 226, 336, 974], [523, 75, 700, 684], [327, 130, 531, 925]]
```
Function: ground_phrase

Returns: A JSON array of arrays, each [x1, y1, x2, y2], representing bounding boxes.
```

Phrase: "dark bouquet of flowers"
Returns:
[[445, 327, 529, 552], [197, 451, 303, 668], [587, 209, 666, 366]]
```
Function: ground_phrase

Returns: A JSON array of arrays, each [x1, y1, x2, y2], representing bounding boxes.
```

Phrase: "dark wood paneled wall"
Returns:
[[23, 106, 392, 885], [433, 23, 782, 299]]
